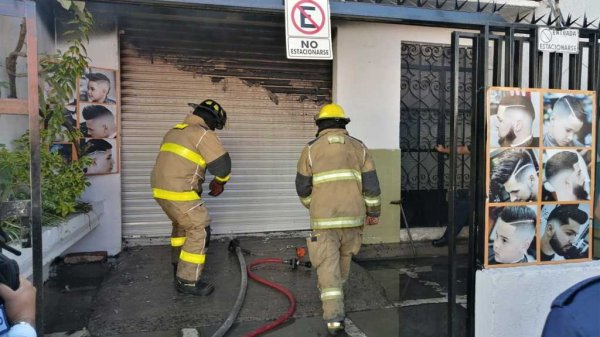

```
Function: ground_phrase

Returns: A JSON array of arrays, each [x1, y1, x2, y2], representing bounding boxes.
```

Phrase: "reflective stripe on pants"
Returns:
[[171, 237, 186, 247], [321, 288, 343, 301], [180, 250, 206, 264]]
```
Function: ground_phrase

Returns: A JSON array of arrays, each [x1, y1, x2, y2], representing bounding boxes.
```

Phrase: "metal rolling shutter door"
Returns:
[[119, 11, 332, 238]]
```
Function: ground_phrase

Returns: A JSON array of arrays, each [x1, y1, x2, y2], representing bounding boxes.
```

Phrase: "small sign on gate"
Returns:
[[285, 0, 333, 60], [537, 27, 579, 54]]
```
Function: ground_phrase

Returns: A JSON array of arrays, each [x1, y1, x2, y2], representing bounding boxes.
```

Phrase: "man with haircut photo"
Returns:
[[82, 139, 114, 175], [543, 95, 588, 147], [543, 151, 589, 201], [85, 72, 116, 104], [490, 149, 539, 202], [541, 205, 589, 261], [81, 105, 117, 139], [489, 206, 537, 264], [494, 95, 539, 147]]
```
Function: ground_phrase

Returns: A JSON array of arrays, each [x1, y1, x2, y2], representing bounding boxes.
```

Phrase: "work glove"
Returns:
[[366, 216, 379, 226], [208, 179, 226, 197]]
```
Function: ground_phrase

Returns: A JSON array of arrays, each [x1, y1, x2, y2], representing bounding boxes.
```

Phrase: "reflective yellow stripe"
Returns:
[[313, 169, 361, 185], [153, 188, 200, 201], [364, 196, 381, 207], [171, 237, 186, 247], [215, 174, 230, 183], [321, 288, 343, 300], [173, 123, 188, 129], [300, 196, 312, 207], [160, 143, 206, 167], [180, 250, 206, 264], [327, 322, 343, 329], [311, 216, 364, 229]]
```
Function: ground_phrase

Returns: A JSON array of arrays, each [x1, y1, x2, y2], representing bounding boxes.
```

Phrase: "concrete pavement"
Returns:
[[43, 236, 468, 337]]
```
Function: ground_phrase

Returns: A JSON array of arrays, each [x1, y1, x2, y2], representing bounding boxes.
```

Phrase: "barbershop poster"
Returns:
[[59, 66, 120, 175], [485, 87, 596, 268]]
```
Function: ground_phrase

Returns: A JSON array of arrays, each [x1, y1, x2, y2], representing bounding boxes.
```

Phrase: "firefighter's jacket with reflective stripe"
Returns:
[[296, 129, 381, 229], [151, 114, 231, 199]]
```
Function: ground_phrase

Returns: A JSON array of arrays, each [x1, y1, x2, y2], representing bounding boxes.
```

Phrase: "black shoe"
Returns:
[[175, 277, 214, 296], [327, 321, 345, 336], [432, 237, 448, 247]]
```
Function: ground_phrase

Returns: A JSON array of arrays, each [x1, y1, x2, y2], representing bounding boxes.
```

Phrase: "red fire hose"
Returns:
[[242, 258, 297, 337]]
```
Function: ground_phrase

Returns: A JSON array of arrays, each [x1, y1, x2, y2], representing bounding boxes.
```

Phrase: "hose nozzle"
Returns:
[[283, 258, 312, 270]]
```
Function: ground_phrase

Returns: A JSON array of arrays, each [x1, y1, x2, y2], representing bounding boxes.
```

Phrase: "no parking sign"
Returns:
[[285, 0, 333, 60]]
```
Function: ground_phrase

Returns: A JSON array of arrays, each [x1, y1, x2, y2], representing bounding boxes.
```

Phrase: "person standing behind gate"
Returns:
[[296, 103, 381, 336], [431, 144, 471, 247], [151, 99, 230, 296]]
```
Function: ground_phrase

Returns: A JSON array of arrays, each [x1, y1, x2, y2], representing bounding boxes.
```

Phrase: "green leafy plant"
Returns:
[[40, 0, 93, 141], [0, 0, 94, 239]]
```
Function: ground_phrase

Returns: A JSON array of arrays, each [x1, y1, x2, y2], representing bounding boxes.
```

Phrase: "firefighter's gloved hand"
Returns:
[[208, 179, 226, 197], [366, 216, 379, 225]]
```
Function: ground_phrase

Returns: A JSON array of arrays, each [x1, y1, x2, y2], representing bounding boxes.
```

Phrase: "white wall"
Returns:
[[62, 12, 122, 256], [0, 115, 28, 150], [476, 261, 600, 337], [538, 0, 600, 21], [334, 22, 474, 150]]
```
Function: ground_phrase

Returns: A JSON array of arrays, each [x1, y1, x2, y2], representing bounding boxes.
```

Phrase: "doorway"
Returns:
[[400, 41, 473, 228]]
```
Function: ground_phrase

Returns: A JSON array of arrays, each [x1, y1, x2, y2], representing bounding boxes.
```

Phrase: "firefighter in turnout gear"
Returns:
[[296, 104, 382, 336], [151, 99, 231, 296]]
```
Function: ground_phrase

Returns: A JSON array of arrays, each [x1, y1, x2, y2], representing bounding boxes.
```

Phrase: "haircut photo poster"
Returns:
[[485, 87, 596, 268]]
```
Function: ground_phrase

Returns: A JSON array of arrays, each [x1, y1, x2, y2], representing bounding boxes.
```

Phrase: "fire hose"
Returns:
[[209, 241, 248, 337], [242, 258, 298, 337], [211, 239, 310, 337]]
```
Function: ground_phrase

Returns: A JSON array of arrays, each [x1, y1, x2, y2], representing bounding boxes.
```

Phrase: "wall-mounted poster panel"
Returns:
[[485, 87, 596, 268], [74, 66, 120, 175]]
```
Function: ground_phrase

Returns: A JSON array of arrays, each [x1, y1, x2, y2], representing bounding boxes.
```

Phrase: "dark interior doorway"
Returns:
[[400, 41, 473, 228]]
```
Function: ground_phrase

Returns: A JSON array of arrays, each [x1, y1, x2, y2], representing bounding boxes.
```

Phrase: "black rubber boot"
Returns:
[[175, 277, 214, 296], [432, 236, 449, 247]]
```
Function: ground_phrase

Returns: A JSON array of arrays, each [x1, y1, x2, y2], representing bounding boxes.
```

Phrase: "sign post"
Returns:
[[285, 0, 333, 60]]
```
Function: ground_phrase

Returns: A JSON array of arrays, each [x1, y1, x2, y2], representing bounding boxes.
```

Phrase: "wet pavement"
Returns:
[[43, 237, 468, 337]]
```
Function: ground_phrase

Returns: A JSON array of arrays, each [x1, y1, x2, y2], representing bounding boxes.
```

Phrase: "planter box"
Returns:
[[7, 202, 103, 280]]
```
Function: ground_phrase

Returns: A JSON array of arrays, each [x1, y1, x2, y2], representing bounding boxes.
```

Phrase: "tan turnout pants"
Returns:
[[156, 199, 211, 283], [306, 227, 363, 322]]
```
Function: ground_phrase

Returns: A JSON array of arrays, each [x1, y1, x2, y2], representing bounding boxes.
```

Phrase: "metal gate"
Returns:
[[400, 41, 472, 227], [447, 23, 600, 337], [119, 8, 332, 238]]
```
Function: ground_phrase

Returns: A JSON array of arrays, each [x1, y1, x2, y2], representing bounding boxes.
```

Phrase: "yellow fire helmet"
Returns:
[[314, 103, 350, 122]]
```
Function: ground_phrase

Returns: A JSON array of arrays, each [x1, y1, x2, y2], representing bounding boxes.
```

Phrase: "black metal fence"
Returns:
[[448, 23, 600, 337]]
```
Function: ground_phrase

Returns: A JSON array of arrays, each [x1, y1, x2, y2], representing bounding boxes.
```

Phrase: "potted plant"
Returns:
[[0, 0, 94, 243]]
